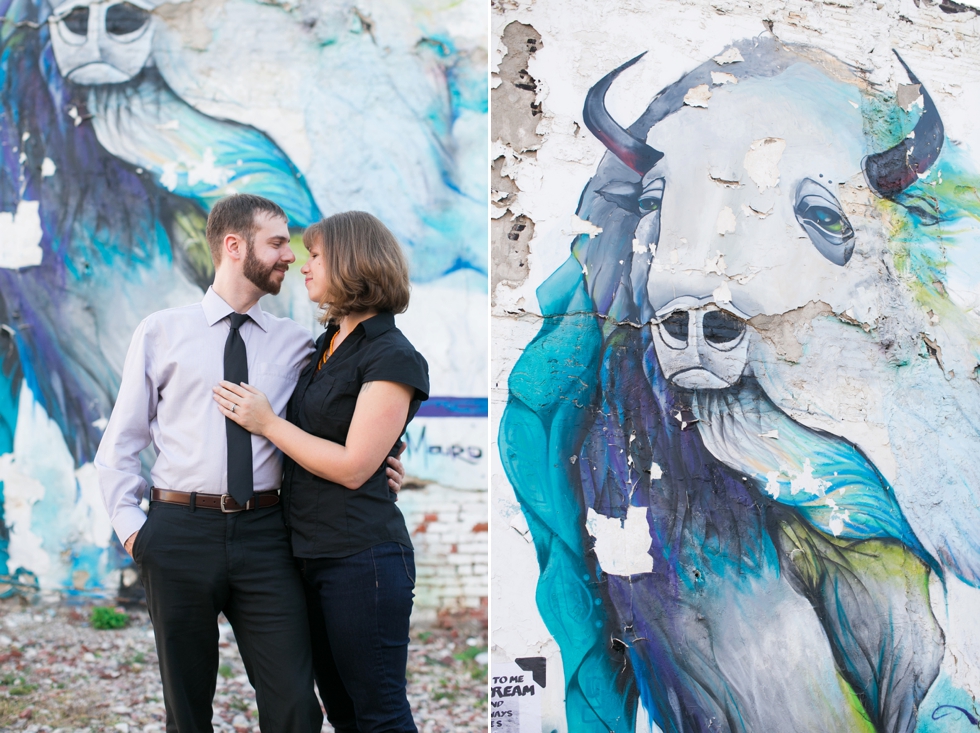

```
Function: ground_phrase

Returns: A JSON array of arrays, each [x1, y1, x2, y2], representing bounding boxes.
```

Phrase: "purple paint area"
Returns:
[[415, 397, 487, 417]]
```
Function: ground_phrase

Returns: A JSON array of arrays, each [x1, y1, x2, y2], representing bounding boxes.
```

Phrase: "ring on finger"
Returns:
[[231, 403, 237, 413]]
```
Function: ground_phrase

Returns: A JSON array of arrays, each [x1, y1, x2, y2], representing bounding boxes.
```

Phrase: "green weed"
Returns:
[[454, 645, 486, 663], [90, 607, 128, 630], [454, 644, 488, 682]]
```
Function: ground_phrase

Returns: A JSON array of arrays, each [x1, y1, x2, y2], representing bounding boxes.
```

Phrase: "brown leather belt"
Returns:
[[150, 488, 280, 513]]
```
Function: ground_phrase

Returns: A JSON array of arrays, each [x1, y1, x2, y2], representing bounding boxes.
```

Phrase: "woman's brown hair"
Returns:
[[303, 211, 411, 324]]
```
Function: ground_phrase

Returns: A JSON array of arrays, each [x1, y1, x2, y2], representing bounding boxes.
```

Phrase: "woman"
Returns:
[[213, 211, 428, 733]]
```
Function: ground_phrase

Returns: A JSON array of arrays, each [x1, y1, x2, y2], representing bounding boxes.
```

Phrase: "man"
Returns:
[[96, 194, 404, 732]]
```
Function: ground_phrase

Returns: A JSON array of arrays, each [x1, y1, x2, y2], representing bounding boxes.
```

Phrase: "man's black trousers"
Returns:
[[133, 500, 322, 733]]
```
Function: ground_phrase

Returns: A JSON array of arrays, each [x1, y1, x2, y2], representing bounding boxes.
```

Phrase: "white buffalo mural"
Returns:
[[499, 37, 980, 732], [0, 0, 486, 594]]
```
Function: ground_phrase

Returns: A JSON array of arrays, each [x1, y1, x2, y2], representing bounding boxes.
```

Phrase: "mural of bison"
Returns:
[[500, 36, 980, 733]]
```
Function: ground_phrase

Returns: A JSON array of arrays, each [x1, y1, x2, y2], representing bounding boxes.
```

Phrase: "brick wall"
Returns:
[[396, 483, 488, 622]]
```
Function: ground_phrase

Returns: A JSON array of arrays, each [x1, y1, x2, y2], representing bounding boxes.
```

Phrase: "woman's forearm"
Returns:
[[262, 380, 414, 489], [262, 416, 370, 488]]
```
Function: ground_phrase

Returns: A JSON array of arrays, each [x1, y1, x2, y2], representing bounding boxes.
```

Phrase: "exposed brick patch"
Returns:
[[398, 484, 488, 615], [413, 512, 442, 535]]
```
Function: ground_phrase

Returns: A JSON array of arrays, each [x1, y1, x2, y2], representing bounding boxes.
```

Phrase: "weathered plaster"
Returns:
[[492, 22, 543, 304]]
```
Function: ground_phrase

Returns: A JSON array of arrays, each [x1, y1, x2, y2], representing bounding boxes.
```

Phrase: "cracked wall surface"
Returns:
[[491, 1, 980, 731], [0, 0, 488, 611]]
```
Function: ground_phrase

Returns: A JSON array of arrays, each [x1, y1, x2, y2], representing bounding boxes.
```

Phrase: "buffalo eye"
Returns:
[[794, 178, 855, 266], [638, 195, 661, 213], [637, 177, 664, 215], [808, 207, 845, 234]]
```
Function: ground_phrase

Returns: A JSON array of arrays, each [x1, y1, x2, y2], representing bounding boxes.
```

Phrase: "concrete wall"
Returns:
[[492, 1, 980, 731], [0, 0, 488, 613]]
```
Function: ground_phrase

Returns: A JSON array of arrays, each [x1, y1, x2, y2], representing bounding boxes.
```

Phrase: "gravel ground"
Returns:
[[0, 597, 487, 732]]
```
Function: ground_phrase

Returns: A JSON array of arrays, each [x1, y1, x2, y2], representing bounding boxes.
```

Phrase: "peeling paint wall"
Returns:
[[0, 0, 487, 611], [491, 22, 541, 304], [492, 1, 980, 731]]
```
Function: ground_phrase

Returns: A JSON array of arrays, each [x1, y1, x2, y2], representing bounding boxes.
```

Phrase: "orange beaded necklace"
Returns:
[[316, 331, 339, 372]]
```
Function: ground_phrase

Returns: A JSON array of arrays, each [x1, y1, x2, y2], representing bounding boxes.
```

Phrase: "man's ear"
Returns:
[[223, 232, 244, 262]]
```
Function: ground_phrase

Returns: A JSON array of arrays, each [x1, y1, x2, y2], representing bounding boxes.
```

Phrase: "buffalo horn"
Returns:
[[583, 53, 664, 175], [864, 52, 944, 198]]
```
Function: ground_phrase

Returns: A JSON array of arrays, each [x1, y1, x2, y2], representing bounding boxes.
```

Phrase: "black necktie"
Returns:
[[225, 313, 253, 506]]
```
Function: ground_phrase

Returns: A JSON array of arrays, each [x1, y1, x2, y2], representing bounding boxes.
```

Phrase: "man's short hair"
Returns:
[[302, 211, 411, 323], [205, 194, 288, 265]]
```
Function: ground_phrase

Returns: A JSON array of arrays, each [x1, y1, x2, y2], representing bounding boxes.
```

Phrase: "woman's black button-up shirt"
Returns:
[[283, 312, 429, 558]]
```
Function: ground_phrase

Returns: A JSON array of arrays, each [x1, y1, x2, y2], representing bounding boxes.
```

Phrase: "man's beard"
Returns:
[[243, 238, 286, 295]]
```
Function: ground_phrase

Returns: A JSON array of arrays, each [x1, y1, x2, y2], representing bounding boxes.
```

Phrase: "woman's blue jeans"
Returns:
[[300, 542, 418, 733]]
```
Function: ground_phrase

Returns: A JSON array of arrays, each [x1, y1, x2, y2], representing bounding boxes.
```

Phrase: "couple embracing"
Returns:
[[95, 194, 428, 733]]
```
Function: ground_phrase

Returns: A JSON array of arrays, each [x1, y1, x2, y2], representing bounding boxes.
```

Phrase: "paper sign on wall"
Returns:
[[490, 658, 545, 731]]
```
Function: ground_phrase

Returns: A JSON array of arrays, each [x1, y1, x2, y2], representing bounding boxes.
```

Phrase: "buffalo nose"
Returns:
[[652, 305, 749, 389], [702, 310, 745, 347]]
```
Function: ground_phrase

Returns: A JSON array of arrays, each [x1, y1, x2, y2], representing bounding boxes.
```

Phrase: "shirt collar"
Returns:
[[202, 287, 269, 332], [360, 311, 396, 340]]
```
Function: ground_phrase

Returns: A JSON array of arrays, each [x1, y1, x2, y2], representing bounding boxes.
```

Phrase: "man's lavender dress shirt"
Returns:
[[95, 287, 314, 544]]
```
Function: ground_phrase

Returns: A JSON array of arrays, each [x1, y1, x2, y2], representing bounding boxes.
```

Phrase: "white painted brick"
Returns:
[[425, 520, 453, 528], [456, 542, 487, 554], [393, 484, 488, 612], [419, 543, 454, 555]]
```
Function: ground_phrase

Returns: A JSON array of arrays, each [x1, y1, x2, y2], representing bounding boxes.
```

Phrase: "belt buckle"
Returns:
[[220, 495, 246, 514]]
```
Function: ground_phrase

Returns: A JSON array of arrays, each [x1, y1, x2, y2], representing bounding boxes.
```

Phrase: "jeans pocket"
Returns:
[[399, 545, 416, 588]]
